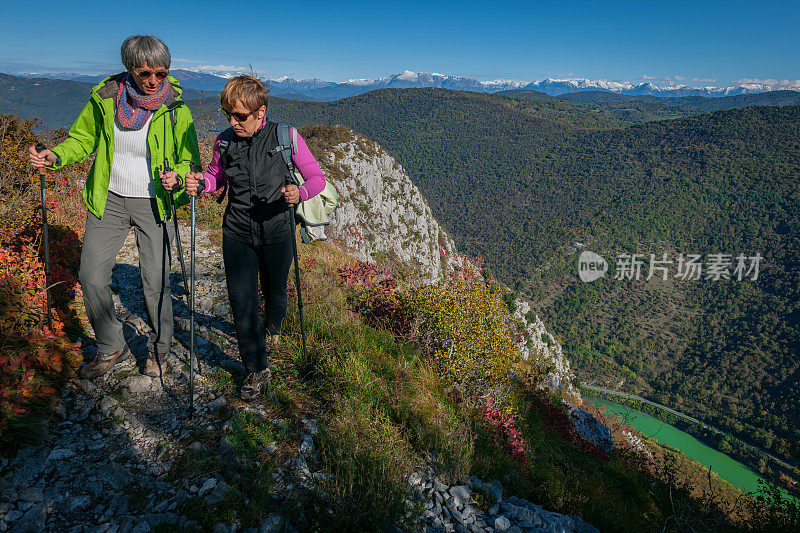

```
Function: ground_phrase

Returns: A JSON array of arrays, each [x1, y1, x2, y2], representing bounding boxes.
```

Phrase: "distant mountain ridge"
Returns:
[[265, 71, 800, 99], [4, 68, 800, 131], [16, 69, 800, 100]]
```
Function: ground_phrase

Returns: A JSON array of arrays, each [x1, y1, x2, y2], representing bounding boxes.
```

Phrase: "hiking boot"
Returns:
[[265, 334, 281, 352], [81, 345, 131, 379], [240, 368, 272, 400], [143, 350, 166, 377]]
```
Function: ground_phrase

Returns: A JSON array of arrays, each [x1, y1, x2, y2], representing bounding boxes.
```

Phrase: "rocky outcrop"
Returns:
[[411, 454, 599, 533], [321, 134, 468, 281], [511, 299, 576, 398], [317, 131, 604, 457], [509, 300, 617, 454], [568, 407, 613, 452]]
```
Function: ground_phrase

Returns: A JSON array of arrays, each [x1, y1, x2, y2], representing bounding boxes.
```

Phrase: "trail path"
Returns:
[[0, 227, 303, 532]]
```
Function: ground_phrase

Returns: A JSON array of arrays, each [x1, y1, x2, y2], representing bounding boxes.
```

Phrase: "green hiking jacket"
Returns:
[[49, 73, 201, 221]]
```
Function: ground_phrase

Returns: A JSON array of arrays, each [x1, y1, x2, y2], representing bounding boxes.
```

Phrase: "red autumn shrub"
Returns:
[[0, 240, 82, 443], [337, 261, 412, 336], [479, 396, 527, 465], [0, 162, 84, 447]]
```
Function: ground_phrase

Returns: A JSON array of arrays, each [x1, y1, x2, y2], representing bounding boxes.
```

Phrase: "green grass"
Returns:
[[109, 389, 126, 403], [204, 367, 237, 395], [227, 411, 287, 457], [273, 239, 772, 531], [111, 368, 137, 381]]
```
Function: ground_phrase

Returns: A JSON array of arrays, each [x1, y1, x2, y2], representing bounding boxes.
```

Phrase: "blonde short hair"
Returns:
[[220, 76, 269, 114]]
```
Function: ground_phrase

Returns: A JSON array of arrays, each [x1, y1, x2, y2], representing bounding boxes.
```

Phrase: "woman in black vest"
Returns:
[[182, 76, 326, 399]]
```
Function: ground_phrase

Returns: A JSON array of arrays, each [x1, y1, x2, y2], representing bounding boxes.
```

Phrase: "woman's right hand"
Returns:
[[28, 145, 55, 168], [185, 172, 202, 197], [160, 170, 180, 191]]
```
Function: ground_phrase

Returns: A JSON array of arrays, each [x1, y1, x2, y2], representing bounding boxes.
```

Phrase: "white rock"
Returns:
[[299, 434, 315, 456], [97, 396, 119, 416], [302, 419, 319, 436], [323, 136, 470, 281], [295, 456, 311, 479], [121, 375, 153, 394], [3, 510, 23, 522], [206, 396, 226, 411], [198, 478, 217, 496], [47, 448, 75, 461], [493, 515, 511, 531]]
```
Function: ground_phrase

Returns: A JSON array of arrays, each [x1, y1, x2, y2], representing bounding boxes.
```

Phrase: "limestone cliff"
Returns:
[[314, 132, 467, 281], [512, 298, 576, 397]]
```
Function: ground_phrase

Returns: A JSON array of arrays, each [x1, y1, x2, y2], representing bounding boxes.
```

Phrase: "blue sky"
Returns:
[[1, 0, 798, 86]]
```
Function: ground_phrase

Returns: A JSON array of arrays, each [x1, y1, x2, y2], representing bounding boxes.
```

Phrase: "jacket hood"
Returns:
[[92, 72, 184, 109]]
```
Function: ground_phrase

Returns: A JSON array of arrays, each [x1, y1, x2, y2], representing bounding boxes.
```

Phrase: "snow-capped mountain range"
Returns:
[[17, 69, 800, 100], [265, 70, 800, 98]]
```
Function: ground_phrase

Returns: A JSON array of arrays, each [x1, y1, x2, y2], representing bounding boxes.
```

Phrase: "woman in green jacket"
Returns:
[[29, 35, 201, 379]]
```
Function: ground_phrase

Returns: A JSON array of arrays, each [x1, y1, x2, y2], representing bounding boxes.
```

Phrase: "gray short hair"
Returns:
[[120, 35, 171, 71]]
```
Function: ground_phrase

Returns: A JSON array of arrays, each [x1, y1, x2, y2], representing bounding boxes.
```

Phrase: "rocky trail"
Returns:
[[1, 224, 598, 533]]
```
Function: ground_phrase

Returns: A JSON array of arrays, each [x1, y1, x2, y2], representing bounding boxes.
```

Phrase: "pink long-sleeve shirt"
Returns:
[[201, 120, 326, 202]]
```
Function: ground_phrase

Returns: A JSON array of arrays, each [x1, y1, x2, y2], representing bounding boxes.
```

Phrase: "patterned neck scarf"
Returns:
[[115, 73, 171, 130]]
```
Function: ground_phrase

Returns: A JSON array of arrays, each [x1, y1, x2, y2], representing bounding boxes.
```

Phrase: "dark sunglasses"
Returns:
[[134, 69, 169, 81], [222, 107, 256, 122]]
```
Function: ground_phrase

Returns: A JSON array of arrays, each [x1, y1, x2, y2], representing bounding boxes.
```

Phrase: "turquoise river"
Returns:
[[586, 396, 774, 496]]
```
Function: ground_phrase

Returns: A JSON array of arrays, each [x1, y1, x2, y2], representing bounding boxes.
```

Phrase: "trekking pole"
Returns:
[[165, 158, 190, 299], [186, 170, 210, 418], [286, 179, 308, 368], [35, 143, 52, 329], [188, 190, 197, 418], [163, 159, 200, 418]]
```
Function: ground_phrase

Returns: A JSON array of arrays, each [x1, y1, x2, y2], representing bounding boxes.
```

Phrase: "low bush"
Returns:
[[0, 115, 86, 450], [0, 204, 83, 448]]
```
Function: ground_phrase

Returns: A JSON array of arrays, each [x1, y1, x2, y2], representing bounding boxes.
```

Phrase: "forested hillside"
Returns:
[[499, 88, 800, 123], [189, 90, 800, 467]]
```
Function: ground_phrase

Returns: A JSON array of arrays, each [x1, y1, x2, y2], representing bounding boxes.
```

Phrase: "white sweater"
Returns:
[[108, 114, 155, 198]]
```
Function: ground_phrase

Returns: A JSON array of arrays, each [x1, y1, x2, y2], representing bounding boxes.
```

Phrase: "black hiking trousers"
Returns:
[[222, 232, 293, 374]]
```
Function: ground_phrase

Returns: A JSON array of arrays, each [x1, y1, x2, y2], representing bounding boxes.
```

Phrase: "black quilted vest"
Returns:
[[220, 121, 292, 245]]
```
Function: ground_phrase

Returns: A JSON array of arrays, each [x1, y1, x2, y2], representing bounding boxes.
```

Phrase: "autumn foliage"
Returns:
[[479, 396, 527, 465], [337, 261, 541, 399], [337, 259, 543, 465], [0, 114, 84, 447]]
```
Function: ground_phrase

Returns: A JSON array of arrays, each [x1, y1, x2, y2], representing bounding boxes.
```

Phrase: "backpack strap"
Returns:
[[216, 127, 234, 159], [215, 128, 235, 204], [275, 123, 295, 175]]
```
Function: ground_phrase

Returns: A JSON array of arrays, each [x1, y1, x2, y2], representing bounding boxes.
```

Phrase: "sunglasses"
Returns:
[[222, 107, 257, 122], [134, 69, 169, 81]]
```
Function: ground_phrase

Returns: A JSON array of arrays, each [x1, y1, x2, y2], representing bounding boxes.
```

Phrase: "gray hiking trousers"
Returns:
[[78, 192, 174, 355]]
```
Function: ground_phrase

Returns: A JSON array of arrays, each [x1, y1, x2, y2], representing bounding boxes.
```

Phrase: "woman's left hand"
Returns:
[[160, 170, 180, 191], [282, 184, 300, 206]]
